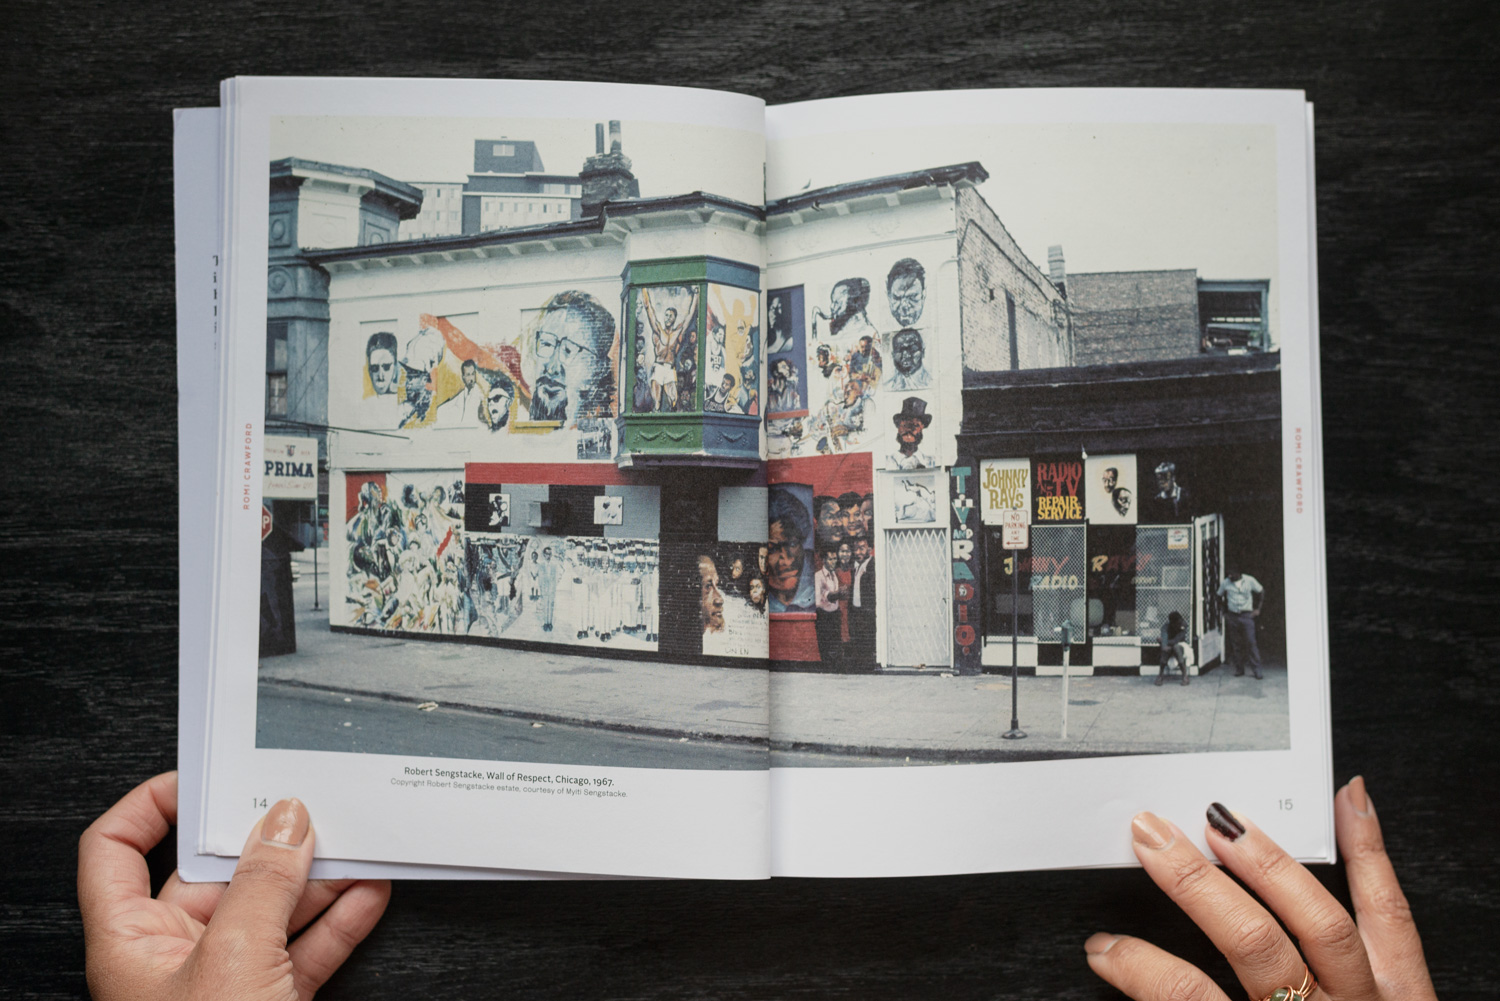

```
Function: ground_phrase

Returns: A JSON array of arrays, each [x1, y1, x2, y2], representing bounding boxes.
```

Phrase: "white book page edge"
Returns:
[[197, 80, 771, 880], [762, 89, 1333, 878]]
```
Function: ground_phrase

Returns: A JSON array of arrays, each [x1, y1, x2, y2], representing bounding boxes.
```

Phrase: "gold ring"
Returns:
[[1259, 967, 1317, 1001]]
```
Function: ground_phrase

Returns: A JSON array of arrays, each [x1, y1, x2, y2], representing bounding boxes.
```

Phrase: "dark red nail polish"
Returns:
[[1207, 802, 1245, 841]]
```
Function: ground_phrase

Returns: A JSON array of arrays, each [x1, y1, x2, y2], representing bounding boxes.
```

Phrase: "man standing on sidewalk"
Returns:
[[1217, 564, 1265, 679]]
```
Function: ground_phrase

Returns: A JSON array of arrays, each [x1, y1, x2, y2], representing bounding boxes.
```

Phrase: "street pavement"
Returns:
[[266, 549, 1289, 764]]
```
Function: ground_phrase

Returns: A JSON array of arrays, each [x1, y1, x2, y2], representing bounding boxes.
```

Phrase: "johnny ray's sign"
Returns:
[[263, 435, 318, 500]]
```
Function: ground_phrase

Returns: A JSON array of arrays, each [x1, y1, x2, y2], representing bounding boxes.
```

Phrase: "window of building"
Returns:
[[493, 143, 514, 157], [266, 321, 288, 418], [1198, 280, 1270, 353]]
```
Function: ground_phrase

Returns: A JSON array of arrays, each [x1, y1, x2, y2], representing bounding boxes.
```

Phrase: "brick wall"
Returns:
[[1067, 270, 1200, 366], [955, 187, 1071, 375]]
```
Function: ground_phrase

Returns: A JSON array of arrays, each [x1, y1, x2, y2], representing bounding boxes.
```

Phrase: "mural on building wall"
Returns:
[[766, 286, 809, 427], [1085, 454, 1139, 525], [632, 285, 699, 414], [523, 291, 619, 427], [810, 278, 877, 344], [576, 418, 614, 460], [354, 296, 617, 435], [979, 458, 1031, 525], [1034, 458, 1086, 523], [465, 535, 659, 649], [376, 314, 524, 431], [1140, 457, 1194, 522], [343, 471, 467, 633], [768, 255, 936, 460], [892, 473, 939, 524], [883, 394, 937, 470], [884, 258, 927, 328], [705, 284, 760, 416], [883, 327, 932, 391], [768, 453, 876, 669], [766, 483, 816, 613], [690, 542, 770, 660]]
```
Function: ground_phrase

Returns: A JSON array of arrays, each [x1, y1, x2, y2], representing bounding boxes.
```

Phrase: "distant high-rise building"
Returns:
[[397, 139, 585, 240]]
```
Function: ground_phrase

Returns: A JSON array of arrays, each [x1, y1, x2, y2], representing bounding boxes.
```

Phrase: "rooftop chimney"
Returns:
[[580, 120, 640, 216], [1047, 245, 1067, 296]]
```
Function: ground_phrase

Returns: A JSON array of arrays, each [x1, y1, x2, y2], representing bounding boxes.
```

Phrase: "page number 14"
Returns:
[[252, 798, 267, 810], [1277, 798, 1293, 811]]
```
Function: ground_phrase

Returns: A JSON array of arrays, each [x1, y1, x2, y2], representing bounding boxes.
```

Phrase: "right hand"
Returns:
[[1085, 777, 1436, 1001]]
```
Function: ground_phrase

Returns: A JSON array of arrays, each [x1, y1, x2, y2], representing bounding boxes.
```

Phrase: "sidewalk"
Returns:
[[268, 561, 1289, 761]]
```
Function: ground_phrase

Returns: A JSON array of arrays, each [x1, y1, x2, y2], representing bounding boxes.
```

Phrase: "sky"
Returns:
[[270, 115, 764, 207], [769, 122, 1279, 282]]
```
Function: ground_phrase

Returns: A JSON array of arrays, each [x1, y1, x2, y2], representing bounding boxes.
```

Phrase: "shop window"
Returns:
[[266, 321, 288, 418], [1087, 525, 1138, 638], [1198, 280, 1269, 353], [1134, 526, 1193, 643]]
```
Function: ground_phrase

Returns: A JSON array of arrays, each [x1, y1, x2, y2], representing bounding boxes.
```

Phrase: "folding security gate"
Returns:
[[883, 527, 951, 668]]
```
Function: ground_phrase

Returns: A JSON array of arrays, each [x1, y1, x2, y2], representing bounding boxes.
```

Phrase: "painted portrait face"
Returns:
[[460, 360, 478, 390], [838, 542, 852, 567], [1113, 486, 1133, 517], [816, 499, 844, 542], [663, 307, 678, 330], [485, 382, 513, 430], [769, 296, 783, 327], [859, 497, 874, 536], [888, 273, 926, 327], [766, 520, 805, 599], [896, 416, 925, 447], [823, 549, 839, 572], [730, 558, 744, 579], [749, 577, 766, 606], [698, 556, 725, 633], [892, 330, 924, 375], [854, 538, 871, 563], [1102, 467, 1118, 493], [830, 283, 849, 317], [757, 545, 768, 573], [532, 305, 609, 422], [368, 347, 397, 394]]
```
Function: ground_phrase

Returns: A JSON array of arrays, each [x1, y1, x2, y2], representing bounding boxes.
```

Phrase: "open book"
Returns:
[[176, 79, 1330, 881]]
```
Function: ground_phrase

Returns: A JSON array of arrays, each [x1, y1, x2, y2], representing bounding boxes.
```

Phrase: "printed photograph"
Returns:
[[254, 109, 1295, 770], [761, 120, 1292, 765], [255, 114, 771, 770]]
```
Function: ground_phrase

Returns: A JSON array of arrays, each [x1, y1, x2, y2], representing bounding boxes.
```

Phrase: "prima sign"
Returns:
[[263, 435, 318, 500]]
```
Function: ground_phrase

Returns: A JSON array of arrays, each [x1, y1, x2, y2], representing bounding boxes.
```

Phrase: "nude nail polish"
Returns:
[[1348, 775, 1371, 817], [1085, 933, 1119, 955], [1131, 812, 1174, 850], [1207, 802, 1245, 841], [262, 798, 309, 847]]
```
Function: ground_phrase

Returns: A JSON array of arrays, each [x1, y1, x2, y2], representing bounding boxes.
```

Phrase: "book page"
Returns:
[[200, 78, 772, 879], [762, 90, 1331, 877]]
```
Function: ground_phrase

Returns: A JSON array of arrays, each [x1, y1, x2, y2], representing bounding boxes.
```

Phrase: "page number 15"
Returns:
[[1277, 798, 1294, 811]]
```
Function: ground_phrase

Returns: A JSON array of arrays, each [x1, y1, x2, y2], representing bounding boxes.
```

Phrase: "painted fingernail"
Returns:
[[1207, 802, 1246, 841], [261, 798, 309, 848], [1085, 932, 1119, 955], [1348, 775, 1372, 817], [1131, 811, 1175, 850]]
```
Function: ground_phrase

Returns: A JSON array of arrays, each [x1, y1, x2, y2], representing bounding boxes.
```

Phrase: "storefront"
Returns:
[[973, 451, 1226, 674]]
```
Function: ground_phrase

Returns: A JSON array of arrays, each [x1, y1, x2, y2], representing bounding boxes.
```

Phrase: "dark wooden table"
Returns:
[[4, 1, 1496, 997]]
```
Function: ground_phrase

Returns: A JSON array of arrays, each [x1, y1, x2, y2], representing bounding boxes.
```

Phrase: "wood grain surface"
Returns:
[[2, 1, 1496, 997]]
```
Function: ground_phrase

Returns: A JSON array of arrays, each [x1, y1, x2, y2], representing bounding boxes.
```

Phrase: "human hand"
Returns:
[[78, 772, 390, 1000], [1086, 777, 1435, 1001]]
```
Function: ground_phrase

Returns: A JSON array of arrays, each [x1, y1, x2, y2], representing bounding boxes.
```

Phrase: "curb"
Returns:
[[258, 676, 770, 749]]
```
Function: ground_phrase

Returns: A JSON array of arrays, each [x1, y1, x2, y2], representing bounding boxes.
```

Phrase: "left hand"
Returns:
[[78, 772, 390, 1000]]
